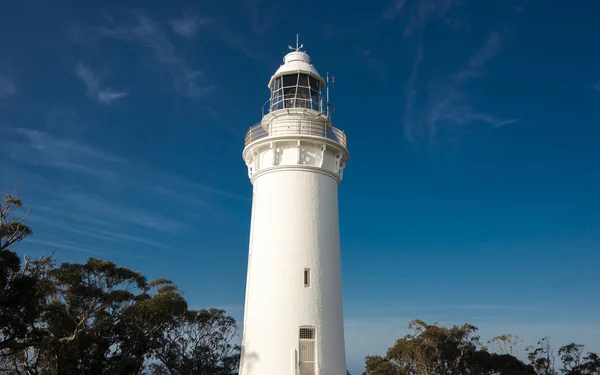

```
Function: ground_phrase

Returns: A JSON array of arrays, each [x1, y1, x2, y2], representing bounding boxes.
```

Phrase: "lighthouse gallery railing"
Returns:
[[244, 119, 347, 149]]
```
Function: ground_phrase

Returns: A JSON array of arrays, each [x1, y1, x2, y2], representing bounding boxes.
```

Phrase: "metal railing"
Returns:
[[244, 118, 347, 148]]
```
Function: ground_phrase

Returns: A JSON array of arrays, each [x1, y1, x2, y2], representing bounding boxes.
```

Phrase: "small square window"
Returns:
[[304, 268, 311, 287]]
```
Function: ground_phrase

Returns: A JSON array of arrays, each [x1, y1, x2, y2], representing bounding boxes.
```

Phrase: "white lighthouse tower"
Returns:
[[239, 38, 349, 375]]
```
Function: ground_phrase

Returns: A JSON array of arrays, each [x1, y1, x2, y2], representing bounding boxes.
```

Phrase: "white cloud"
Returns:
[[403, 0, 457, 37], [356, 47, 388, 79], [382, 0, 407, 19], [0, 128, 245, 258], [0, 73, 17, 98], [87, 13, 212, 98], [403, 31, 519, 145], [2, 127, 124, 182], [169, 14, 211, 38], [404, 39, 423, 143], [74, 62, 127, 104], [454, 31, 503, 84], [24, 238, 107, 256]]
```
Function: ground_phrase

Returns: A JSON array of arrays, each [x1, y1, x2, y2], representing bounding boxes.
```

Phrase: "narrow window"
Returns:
[[304, 268, 310, 287], [299, 327, 316, 375]]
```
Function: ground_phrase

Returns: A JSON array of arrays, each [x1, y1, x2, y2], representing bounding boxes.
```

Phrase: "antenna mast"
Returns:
[[326, 72, 334, 119], [288, 33, 303, 52]]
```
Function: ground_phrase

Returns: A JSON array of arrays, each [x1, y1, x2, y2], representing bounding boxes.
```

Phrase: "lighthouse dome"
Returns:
[[267, 51, 325, 89]]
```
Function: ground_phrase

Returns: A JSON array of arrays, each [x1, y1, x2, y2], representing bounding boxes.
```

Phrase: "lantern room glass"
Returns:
[[270, 73, 321, 112]]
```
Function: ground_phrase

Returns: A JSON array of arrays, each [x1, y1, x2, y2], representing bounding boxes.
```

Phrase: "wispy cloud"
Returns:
[[512, 4, 525, 15], [59, 192, 186, 234], [25, 238, 107, 256], [404, 39, 423, 142], [448, 305, 522, 310], [356, 47, 388, 79], [207, 0, 274, 61], [382, 0, 407, 19], [130, 14, 208, 97], [0, 73, 17, 98], [454, 31, 502, 84], [403, 0, 458, 37], [74, 62, 127, 104], [70, 12, 212, 98], [169, 14, 211, 38], [205, 21, 268, 61], [403, 30, 518, 145], [0, 127, 245, 259], [2, 127, 124, 182], [28, 216, 172, 251]]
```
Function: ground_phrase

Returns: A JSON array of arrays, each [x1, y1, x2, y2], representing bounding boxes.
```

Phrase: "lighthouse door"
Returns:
[[299, 327, 316, 375]]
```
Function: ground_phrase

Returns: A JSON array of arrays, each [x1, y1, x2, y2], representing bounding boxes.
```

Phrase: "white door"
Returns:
[[299, 327, 316, 375]]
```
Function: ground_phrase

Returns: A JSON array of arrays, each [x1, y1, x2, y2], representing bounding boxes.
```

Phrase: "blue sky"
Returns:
[[1, 0, 599, 373]]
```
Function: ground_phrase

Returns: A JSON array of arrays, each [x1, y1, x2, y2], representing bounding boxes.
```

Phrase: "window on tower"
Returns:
[[270, 73, 321, 112], [304, 268, 311, 287]]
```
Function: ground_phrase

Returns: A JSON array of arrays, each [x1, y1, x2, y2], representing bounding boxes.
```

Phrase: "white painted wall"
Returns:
[[240, 135, 348, 374]]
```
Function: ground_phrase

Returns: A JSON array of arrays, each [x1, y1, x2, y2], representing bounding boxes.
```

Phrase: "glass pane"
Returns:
[[309, 77, 320, 90], [296, 87, 310, 109], [283, 87, 295, 108], [274, 77, 282, 90], [283, 74, 297, 87], [298, 74, 309, 86], [296, 87, 309, 99], [311, 89, 320, 111], [271, 88, 283, 111], [284, 87, 296, 98]]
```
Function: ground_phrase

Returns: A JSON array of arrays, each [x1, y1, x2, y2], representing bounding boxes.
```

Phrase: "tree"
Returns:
[[556, 343, 600, 375], [36, 258, 186, 374], [364, 320, 534, 375], [1, 192, 32, 252], [0, 192, 54, 363], [2, 256, 189, 375], [526, 337, 558, 375], [149, 308, 240, 375], [488, 334, 525, 357]]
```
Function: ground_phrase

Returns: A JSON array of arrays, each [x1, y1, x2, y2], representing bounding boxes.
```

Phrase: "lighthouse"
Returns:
[[239, 38, 349, 375]]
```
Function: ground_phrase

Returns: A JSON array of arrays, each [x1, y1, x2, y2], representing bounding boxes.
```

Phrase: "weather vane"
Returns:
[[288, 33, 303, 52]]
